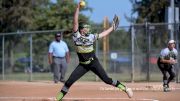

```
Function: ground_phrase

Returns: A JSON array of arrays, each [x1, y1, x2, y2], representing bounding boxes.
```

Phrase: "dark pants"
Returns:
[[65, 57, 113, 88], [59, 56, 127, 98], [157, 58, 176, 86]]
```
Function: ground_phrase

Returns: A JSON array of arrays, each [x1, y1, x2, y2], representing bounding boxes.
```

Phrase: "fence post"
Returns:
[[103, 17, 109, 71], [145, 22, 150, 82], [175, 22, 179, 83], [2, 35, 5, 80], [95, 37, 99, 81], [131, 24, 135, 83], [29, 34, 33, 81]]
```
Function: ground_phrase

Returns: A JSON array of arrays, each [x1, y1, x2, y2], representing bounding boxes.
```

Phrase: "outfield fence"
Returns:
[[0, 23, 180, 82]]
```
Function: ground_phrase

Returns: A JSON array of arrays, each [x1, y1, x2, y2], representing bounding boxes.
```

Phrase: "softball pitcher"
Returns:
[[56, 2, 133, 100]]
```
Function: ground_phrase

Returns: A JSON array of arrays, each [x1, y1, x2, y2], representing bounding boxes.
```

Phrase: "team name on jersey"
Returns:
[[76, 36, 90, 44]]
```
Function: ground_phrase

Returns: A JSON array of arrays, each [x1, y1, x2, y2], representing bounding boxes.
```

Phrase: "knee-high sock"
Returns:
[[112, 80, 126, 91]]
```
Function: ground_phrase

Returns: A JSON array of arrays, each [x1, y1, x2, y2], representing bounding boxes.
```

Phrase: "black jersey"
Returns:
[[73, 31, 99, 62]]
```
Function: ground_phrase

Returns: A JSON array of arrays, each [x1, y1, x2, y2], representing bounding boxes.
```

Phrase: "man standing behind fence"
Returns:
[[48, 33, 70, 83], [157, 39, 178, 92]]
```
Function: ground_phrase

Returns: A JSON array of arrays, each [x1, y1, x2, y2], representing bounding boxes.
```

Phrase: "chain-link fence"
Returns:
[[0, 23, 179, 82]]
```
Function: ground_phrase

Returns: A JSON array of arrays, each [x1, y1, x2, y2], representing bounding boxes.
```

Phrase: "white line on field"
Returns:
[[65, 97, 158, 101], [0, 97, 159, 101]]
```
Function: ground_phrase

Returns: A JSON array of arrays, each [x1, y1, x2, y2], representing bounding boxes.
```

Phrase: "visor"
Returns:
[[168, 40, 175, 44]]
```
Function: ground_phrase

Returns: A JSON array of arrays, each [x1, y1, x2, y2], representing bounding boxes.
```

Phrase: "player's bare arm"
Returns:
[[99, 14, 119, 39], [73, 3, 80, 32], [98, 26, 113, 39]]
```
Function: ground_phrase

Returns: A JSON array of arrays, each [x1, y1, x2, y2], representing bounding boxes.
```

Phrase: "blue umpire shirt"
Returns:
[[49, 40, 69, 57]]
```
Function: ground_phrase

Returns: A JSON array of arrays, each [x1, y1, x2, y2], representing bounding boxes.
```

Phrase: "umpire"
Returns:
[[157, 39, 178, 92], [48, 33, 70, 83]]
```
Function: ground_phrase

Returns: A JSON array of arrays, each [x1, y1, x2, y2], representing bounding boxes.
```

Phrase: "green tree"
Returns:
[[31, 0, 92, 58], [32, 0, 92, 30], [130, 0, 169, 23], [0, 0, 36, 72], [127, 0, 172, 52], [0, 0, 92, 72], [0, 0, 34, 32]]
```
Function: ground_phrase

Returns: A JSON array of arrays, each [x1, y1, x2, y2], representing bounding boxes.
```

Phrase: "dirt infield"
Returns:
[[0, 81, 180, 101]]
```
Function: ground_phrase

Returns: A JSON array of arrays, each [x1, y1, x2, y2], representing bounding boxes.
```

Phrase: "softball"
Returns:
[[80, 0, 86, 7]]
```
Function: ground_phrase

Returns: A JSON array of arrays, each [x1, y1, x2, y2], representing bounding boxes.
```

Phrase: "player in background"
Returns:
[[157, 39, 178, 92], [55, 1, 133, 100]]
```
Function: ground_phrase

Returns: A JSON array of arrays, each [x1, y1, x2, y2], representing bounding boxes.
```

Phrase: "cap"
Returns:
[[55, 33, 61, 37], [168, 40, 175, 44]]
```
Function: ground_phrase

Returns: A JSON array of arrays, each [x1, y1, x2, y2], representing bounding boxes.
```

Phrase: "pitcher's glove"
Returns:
[[112, 14, 119, 31]]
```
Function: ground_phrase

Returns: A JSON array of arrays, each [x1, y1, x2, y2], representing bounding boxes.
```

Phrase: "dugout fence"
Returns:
[[0, 23, 179, 83]]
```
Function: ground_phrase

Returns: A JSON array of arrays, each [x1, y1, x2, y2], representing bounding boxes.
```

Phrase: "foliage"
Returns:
[[31, 0, 92, 64], [110, 30, 131, 51], [0, 0, 92, 72], [129, 0, 169, 23], [0, 0, 34, 32], [128, 0, 179, 53]]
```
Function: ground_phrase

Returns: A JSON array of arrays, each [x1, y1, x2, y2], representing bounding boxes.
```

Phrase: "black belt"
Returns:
[[79, 57, 94, 65], [53, 56, 65, 59]]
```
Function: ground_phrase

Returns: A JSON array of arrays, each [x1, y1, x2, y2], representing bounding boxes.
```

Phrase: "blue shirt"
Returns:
[[49, 40, 69, 57]]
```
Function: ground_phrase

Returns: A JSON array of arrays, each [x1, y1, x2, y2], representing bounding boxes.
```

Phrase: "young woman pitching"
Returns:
[[56, 2, 133, 100]]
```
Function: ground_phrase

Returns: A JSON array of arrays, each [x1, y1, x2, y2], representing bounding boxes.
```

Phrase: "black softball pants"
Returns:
[[65, 58, 113, 88], [157, 58, 176, 85]]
